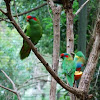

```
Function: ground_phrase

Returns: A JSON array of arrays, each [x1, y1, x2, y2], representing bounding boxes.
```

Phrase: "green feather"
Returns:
[[74, 51, 86, 67], [61, 53, 76, 87], [20, 16, 42, 60]]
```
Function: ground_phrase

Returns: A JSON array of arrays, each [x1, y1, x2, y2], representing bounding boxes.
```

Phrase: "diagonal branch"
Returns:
[[0, 17, 13, 23], [0, 3, 47, 22], [47, 0, 53, 20], [0, 9, 6, 14], [0, 84, 17, 94], [1, 70, 17, 91], [74, 0, 90, 17], [94, 66, 100, 87], [14, 0, 19, 24], [1, 70, 21, 100], [13, 3, 47, 17]]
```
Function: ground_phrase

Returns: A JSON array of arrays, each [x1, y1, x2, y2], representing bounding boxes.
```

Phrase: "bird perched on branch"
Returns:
[[20, 15, 42, 60], [60, 53, 76, 87], [74, 51, 85, 71]]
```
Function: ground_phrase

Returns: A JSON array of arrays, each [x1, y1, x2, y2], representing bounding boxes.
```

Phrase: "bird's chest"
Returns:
[[27, 25, 42, 42]]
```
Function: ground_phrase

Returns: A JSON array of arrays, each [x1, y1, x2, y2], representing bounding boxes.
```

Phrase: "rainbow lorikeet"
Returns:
[[20, 15, 42, 59], [74, 51, 85, 71], [60, 53, 76, 87]]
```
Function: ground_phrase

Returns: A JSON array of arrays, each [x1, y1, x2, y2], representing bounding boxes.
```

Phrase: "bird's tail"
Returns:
[[66, 73, 74, 87], [20, 41, 31, 60]]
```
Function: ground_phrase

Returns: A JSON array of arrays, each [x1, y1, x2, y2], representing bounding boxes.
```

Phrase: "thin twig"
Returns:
[[0, 17, 13, 23], [74, 0, 90, 16], [1, 70, 21, 100], [0, 84, 17, 94], [0, 3, 47, 22], [13, 3, 47, 17], [47, 0, 53, 20], [1, 70, 17, 91], [0, 9, 6, 14], [14, 0, 19, 24], [17, 74, 49, 90], [94, 66, 100, 87], [21, 74, 49, 85]]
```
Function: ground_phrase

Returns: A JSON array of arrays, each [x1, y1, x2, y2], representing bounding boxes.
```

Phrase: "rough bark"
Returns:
[[49, 3, 61, 100], [78, 19, 100, 100], [64, 1, 75, 100], [66, 6, 74, 54]]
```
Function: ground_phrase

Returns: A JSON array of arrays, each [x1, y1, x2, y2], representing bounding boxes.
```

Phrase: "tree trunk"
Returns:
[[66, 6, 74, 54], [49, 2, 62, 100], [65, 2, 75, 100], [77, 19, 100, 100], [78, 0, 87, 56]]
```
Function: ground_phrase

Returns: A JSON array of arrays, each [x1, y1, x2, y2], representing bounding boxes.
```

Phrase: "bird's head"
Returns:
[[75, 51, 85, 59], [26, 15, 37, 22], [60, 53, 71, 59]]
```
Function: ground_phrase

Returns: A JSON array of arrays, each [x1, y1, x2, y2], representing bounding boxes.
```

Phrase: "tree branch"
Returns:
[[94, 66, 100, 87], [47, 1, 53, 20], [1, 70, 21, 100], [74, 0, 90, 17], [0, 84, 17, 94], [17, 74, 49, 89], [1, 70, 17, 91], [13, 3, 47, 17], [14, 0, 19, 24], [0, 9, 6, 14], [0, 3, 47, 22], [0, 17, 13, 23]]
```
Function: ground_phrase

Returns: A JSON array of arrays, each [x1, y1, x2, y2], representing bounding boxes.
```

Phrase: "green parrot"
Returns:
[[74, 51, 85, 71], [60, 53, 76, 87], [20, 15, 42, 59]]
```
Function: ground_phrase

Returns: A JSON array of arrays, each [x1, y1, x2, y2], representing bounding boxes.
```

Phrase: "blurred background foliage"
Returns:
[[0, 0, 100, 100]]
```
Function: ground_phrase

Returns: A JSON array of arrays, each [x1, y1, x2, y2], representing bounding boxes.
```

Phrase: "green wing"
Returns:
[[62, 58, 76, 87], [66, 72, 75, 87], [19, 18, 42, 60]]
